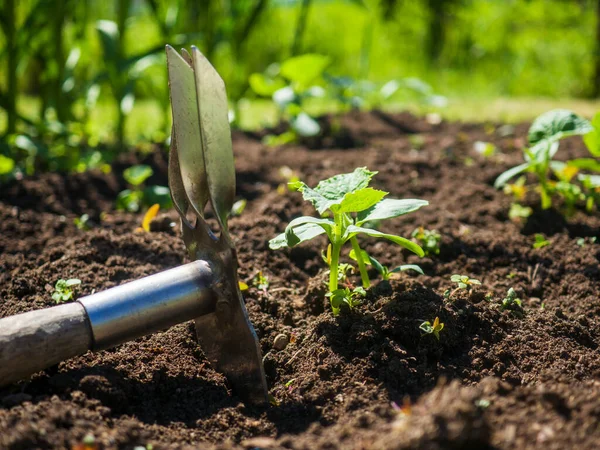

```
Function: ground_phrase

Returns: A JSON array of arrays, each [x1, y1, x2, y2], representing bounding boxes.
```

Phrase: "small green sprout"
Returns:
[[74, 214, 91, 230], [326, 286, 366, 315], [117, 164, 172, 212], [577, 236, 597, 247], [252, 271, 269, 293], [500, 288, 523, 315], [365, 253, 423, 281], [533, 234, 550, 249], [269, 167, 428, 314], [419, 317, 444, 340], [495, 110, 592, 210], [450, 274, 481, 291], [52, 278, 81, 303], [231, 199, 247, 216], [508, 203, 532, 222], [411, 227, 441, 256], [445, 274, 481, 299]]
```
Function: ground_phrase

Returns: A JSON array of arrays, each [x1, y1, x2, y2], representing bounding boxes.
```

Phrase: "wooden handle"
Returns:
[[0, 302, 92, 387]]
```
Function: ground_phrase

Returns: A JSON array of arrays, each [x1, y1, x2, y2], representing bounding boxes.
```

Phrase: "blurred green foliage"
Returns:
[[0, 0, 598, 177]]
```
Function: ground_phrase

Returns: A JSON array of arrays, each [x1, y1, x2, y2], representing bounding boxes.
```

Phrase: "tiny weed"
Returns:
[[419, 317, 444, 340], [577, 236, 597, 247], [117, 164, 171, 213], [74, 214, 91, 230], [252, 271, 270, 293], [411, 227, 441, 256], [500, 288, 523, 316], [326, 286, 366, 314], [508, 203, 532, 222], [231, 199, 247, 216], [533, 234, 550, 249], [52, 278, 81, 303]]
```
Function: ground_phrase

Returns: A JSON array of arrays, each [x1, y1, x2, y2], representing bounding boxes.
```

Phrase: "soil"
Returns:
[[1, 111, 599, 450]]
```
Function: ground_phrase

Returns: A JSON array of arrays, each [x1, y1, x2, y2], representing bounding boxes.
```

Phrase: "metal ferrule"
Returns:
[[79, 260, 217, 350]]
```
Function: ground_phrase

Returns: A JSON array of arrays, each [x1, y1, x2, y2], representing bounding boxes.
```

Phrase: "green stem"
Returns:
[[539, 177, 552, 210], [350, 237, 370, 288], [329, 242, 341, 292]]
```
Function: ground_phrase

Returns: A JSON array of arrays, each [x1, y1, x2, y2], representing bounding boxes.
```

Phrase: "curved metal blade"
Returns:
[[191, 46, 235, 244], [166, 45, 210, 220]]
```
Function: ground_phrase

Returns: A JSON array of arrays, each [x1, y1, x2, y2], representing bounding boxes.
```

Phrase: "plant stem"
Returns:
[[6, 0, 16, 134], [350, 237, 370, 288], [329, 242, 341, 292]]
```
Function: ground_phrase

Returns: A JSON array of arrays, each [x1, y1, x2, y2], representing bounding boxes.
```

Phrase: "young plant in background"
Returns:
[[445, 274, 481, 299], [419, 317, 444, 340], [269, 167, 428, 314], [500, 288, 524, 317], [52, 278, 81, 303], [411, 227, 441, 256], [116, 164, 171, 212], [494, 109, 592, 210], [249, 54, 330, 145]]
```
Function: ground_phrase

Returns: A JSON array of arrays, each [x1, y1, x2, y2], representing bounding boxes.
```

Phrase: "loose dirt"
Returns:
[[1, 111, 599, 449]]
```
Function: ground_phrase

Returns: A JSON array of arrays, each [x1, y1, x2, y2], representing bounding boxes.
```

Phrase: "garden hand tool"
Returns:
[[0, 46, 268, 406]]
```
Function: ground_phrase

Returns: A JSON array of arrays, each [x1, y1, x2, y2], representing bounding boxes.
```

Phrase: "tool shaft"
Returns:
[[80, 260, 216, 350], [0, 260, 217, 387]]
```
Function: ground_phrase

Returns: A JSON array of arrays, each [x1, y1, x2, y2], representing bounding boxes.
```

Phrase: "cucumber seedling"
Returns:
[[269, 167, 428, 314], [495, 109, 592, 210]]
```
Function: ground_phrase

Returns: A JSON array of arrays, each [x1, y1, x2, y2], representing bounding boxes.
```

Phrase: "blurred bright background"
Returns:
[[1, 0, 599, 175]]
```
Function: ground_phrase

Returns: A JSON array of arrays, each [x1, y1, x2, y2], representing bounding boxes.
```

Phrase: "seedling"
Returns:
[[326, 286, 366, 314], [249, 54, 330, 144], [508, 203, 532, 222], [51, 278, 81, 303], [252, 271, 269, 294], [231, 199, 247, 216], [269, 167, 428, 313], [495, 109, 592, 210], [366, 254, 423, 281], [116, 164, 172, 212], [411, 227, 441, 256], [445, 274, 481, 299], [577, 236, 597, 247], [419, 317, 444, 340], [533, 234, 550, 249], [74, 214, 91, 231], [500, 288, 523, 316]]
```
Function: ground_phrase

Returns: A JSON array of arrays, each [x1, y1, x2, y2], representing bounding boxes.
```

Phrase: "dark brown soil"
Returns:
[[1, 111, 599, 450]]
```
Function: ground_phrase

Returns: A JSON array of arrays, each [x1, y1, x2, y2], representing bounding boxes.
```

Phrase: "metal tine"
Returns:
[[191, 46, 236, 247], [166, 45, 212, 230]]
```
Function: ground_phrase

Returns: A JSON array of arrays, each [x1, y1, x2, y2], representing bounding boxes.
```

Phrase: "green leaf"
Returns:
[[367, 255, 385, 275], [65, 279, 81, 287], [349, 248, 371, 265], [315, 167, 376, 201], [346, 225, 425, 257], [249, 73, 286, 97], [143, 185, 173, 209], [96, 20, 119, 63], [390, 264, 424, 275], [269, 220, 329, 250], [116, 189, 143, 212], [0, 154, 15, 175], [579, 174, 600, 187], [338, 188, 387, 214], [356, 198, 428, 224], [583, 112, 600, 156], [494, 163, 531, 189], [280, 54, 331, 88], [124, 165, 153, 186], [528, 109, 592, 146], [567, 158, 600, 173], [291, 112, 320, 137]]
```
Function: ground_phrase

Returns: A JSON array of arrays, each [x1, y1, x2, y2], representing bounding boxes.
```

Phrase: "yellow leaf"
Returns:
[[141, 204, 160, 232], [239, 281, 249, 291], [433, 316, 440, 328]]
